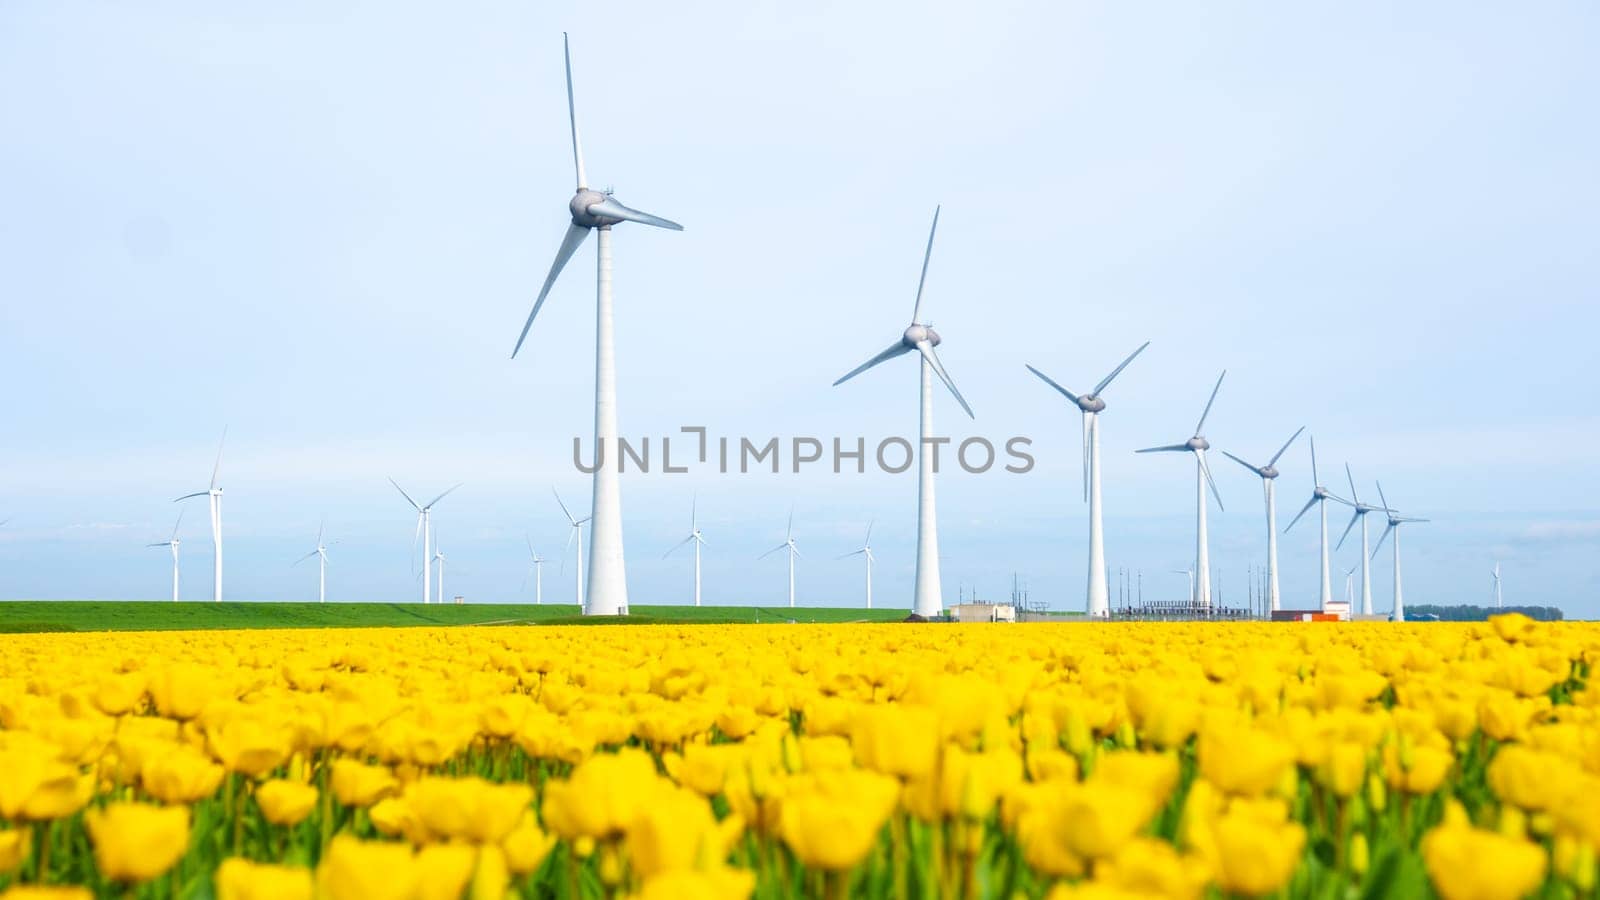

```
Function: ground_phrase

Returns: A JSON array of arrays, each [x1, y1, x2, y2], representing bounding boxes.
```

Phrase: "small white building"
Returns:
[[950, 603, 1016, 623]]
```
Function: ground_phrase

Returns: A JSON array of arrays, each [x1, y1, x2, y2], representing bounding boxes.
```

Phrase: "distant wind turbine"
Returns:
[[838, 520, 876, 609], [555, 490, 592, 612], [174, 428, 227, 602], [759, 509, 802, 608], [510, 34, 684, 617], [389, 479, 461, 605], [1372, 482, 1428, 622], [1025, 341, 1150, 617], [663, 497, 708, 607], [146, 511, 184, 603], [1492, 563, 1502, 609], [833, 207, 973, 619], [1334, 466, 1388, 615], [1220, 425, 1304, 613], [1138, 372, 1226, 607], [524, 537, 545, 605], [432, 536, 447, 603], [1285, 437, 1349, 611], [292, 519, 331, 603], [1172, 567, 1195, 605]]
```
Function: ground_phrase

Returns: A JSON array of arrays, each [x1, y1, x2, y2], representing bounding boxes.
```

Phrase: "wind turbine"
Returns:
[[432, 536, 447, 604], [389, 479, 461, 605], [1334, 465, 1387, 616], [838, 520, 876, 609], [555, 490, 592, 612], [174, 429, 226, 603], [1138, 372, 1226, 607], [1220, 426, 1303, 613], [510, 34, 683, 617], [524, 537, 545, 605], [759, 510, 802, 608], [663, 498, 707, 607], [1025, 341, 1150, 617], [1372, 482, 1427, 622], [1285, 437, 1349, 612], [1492, 563, 1502, 609], [1172, 567, 1195, 605], [146, 512, 183, 603], [292, 519, 331, 603], [832, 207, 973, 618], [1343, 565, 1358, 606]]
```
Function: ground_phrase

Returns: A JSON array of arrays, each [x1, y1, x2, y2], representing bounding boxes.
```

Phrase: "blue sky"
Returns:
[[1, 1, 1597, 615]]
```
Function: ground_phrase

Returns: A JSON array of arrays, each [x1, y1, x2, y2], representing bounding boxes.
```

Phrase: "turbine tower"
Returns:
[[390, 480, 461, 605], [833, 207, 974, 618], [1372, 482, 1427, 622], [839, 520, 876, 609], [524, 537, 545, 605], [292, 519, 331, 603], [146, 512, 183, 603], [1025, 341, 1150, 617], [511, 34, 683, 617], [1285, 437, 1348, 612], [1137, 372, 1227, 607], [1220, 425, 1304, 613], [1334, 466, 1387, 616], [555, 490, 592, 612], [432, 537, 446, 604], [174, 429, 226, 602], [1492, 563, 1502, 609], [664, 497, 708, 607], [759, 510, 802, 608]]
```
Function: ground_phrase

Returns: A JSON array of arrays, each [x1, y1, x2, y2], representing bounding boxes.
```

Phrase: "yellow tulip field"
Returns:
[[1, 614, 1597, 899]]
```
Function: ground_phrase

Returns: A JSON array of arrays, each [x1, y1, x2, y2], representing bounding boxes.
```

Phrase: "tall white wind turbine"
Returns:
[[146, 512, 184, 603], [174, 429, 226, 603], [1220, 425, 1304, 613], [838, 520, 876, 609], [833, 207, 974, 618], [555, 490, 592, 612], [292, 519, 331, 603], [1492, 563, 1502, 609], [663, 497, 708, 607], [389, 479, 461, 605], [759, 510, 802, 608], [1026, 341, 1150, 617], [524, 537, 545, 605], [1138, 372, 1227, 607], [510, 34, 683, 617], [1334, 465, 1387, 616], [1284, 437, 1349, 612], [1371, 482, 1427, 622]]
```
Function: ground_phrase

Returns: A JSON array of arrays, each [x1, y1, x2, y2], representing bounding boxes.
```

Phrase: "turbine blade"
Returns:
[[1219, 450, 1259, 475], [583, 196, 684, 231], [833, 342, 911, 386], [1345, 463, 1360, 505], [563, 33, 587, 190], [171, 509, 184, 541], [1092, 340, 1150, 396], [663, 534, 694, 559], [837, 549, 866, 560], [1399, 516, 1430, 524], [1285, 495, 1318, 532], [173, 491, 208, 502], [1268, 426, 1305, 467], [1310, 436, 1320, 486], [316, 517, 325, 547], [424, 483, 463, 509], [209, 427, 228, 490], [389, 478, 421, 511], [758, 543, 786, 560], [1372, 523, 1394, 557], [293, 549, 318, 566], [1194, 370, 1225, 435], [1335, 511, 1360, 551], [513, 223, 591, 359], [786, 507, 793, 541], [1375, 481, 1391, 512], [864, 519, 874, 546], [1023, 364, 1080, 404], [690, 495, 697, 531], [553, 489, 576, 525], [917, 342, 974, 419], [1136, 444, 1190, 454], [910, 205, 939, 324], [1199, 453, 1224, 511], [526, 535, 536, 559]]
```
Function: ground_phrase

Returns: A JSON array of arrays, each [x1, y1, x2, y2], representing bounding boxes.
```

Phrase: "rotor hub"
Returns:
[[1186, 437, 1210, 451], [569, 189, 617, 228], [1079, 395, 1107, 413], [1260, 465, 1280, 479], [903, 324, 940, 347]]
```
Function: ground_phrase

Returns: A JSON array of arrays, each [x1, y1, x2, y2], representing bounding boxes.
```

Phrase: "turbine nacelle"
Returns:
[[1258, 464, 1280, 479], [902, 323, 941, 348], [1077, 394, 1107, 413], [1187, 436, 1211, 452]]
